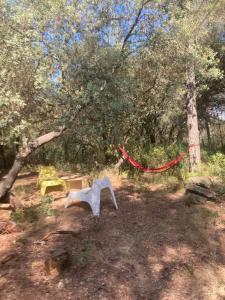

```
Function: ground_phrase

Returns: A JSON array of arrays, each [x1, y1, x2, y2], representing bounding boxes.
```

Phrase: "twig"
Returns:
[[0, 253, 16, 265], [40, 230, 80, 242]]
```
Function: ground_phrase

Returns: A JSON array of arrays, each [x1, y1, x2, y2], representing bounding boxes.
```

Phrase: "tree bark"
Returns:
[[114, 157, 124, 169], [186, 61, 201, 172], [218, 123, 224, 148], [205, 118, 212, 150], [0, 145, 6, 170], [0, 127, 65, 202]]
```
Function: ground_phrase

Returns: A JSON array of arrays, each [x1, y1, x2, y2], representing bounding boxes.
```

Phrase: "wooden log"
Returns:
[[0, 204, 11, 210], [41, 230, 80, 242]]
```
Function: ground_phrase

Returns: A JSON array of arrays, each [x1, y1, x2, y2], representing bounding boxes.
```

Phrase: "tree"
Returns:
[[0, 0, 140, 201], [170, 0, 224, 171], [135, 0, 224, 171]]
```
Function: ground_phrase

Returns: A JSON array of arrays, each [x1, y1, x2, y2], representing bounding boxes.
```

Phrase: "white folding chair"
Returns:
[[65, 176, 118, 217]]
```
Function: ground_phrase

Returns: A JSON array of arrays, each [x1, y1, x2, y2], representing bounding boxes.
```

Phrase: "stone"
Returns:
[[184, 193, 206, 206], [186, 176, 212, 189], [57, 280, 64, 289], [109, 211, 117, 217], [185, 183, 216, 200]]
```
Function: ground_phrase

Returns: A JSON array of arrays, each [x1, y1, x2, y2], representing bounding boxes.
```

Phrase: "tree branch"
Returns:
[[121, 0, 151, 51]]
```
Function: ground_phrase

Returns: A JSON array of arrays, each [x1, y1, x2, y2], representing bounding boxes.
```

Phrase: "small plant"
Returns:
[[209, 152, 225, 179], [72, 240, 96, 267], [23, 205, 40, 222], [10, 196, 60, 223], [13, 184, 35, 196], [11, 205, 39, 223], [92, 220, 102, 232], [198, 207, 219, 220], [40, 195, 60, 217], [184, 262, 194, 275], [15, 236, 27, 244], [80, 242, 96, 265], [10, 210, 24, 222]]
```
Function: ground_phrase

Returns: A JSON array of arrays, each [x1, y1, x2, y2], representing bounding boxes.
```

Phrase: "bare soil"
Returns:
[[1, 173, 225, 300]]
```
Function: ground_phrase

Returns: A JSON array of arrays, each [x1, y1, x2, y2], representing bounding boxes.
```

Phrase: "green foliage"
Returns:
[[72, 240, 97, 267], [78, 241, 96, 266], [184, 262, 194, 275], [200, 149, 210, 163], [122, 144, 189, 181], [10, 195, 60, 223], [209, 153, 225, 179], [11, 205, 39, 223], [15, 236, 27, 244], [13, 184, 35, 196], [40, 195, 60, 217], [198, 207, 219, 220]]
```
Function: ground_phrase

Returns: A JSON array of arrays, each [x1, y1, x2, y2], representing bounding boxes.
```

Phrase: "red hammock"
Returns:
[[118, 145, 191, 173]]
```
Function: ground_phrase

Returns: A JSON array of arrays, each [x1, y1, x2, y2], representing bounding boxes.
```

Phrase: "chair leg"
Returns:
[[108, 187, 118, 209], [65, 192, 79, 208], [65, 199, 71, 208], [89, 191, 101, 217], [41, 185, 47, 196], [62, 182, 67, 193]]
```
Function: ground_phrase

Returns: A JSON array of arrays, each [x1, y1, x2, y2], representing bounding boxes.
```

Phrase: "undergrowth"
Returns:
[[119, 145, 225, 188], [11, 195, 60, 223]]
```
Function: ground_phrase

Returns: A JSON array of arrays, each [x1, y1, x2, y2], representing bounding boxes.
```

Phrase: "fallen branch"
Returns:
[[0, 252, 16, 265], [39, 230, 81, 242], [0, 127, 66, 202]]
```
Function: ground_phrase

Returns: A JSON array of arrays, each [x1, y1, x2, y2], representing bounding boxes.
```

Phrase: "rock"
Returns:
[[64, 278, 71, 285], [109, 211, 117, 217], [44, 248, 71, 275], [185, 183, 216, 200], [186, 176, 212, 189], [184, 193, 206, 206], [57, 280, 64, 289]]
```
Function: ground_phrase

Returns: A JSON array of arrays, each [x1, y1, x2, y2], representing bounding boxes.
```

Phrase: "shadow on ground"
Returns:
[[1, 180, 225, 299]]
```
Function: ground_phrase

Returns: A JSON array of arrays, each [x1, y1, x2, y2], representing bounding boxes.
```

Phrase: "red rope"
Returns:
[[118, 145, 197, 173]]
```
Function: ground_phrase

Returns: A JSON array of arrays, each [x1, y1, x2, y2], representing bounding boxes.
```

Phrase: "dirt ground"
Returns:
[[1, 173, 225, 300]]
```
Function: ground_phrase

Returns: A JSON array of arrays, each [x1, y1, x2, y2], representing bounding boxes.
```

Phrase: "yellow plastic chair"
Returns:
[[38, 166, 67, 196]]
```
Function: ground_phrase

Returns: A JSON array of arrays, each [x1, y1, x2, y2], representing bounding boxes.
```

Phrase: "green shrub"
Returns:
[[122, 144, 189, 183], [40, 195, 60, 217], [208, 152, 225, 179], [198, 207, 219, 220], [10, 195, 60, 223], [11, 205, 40, 223], [200, 148, 210, 163]]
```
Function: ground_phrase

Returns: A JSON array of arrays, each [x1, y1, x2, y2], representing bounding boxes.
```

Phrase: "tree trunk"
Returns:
[[205, 118, 212, 150], [186, 62, 201, 172], [218, 123, 224, 149], [0, 128, 65, 202], [0, 145, 6, 170], [114, 157, 124, 169]]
